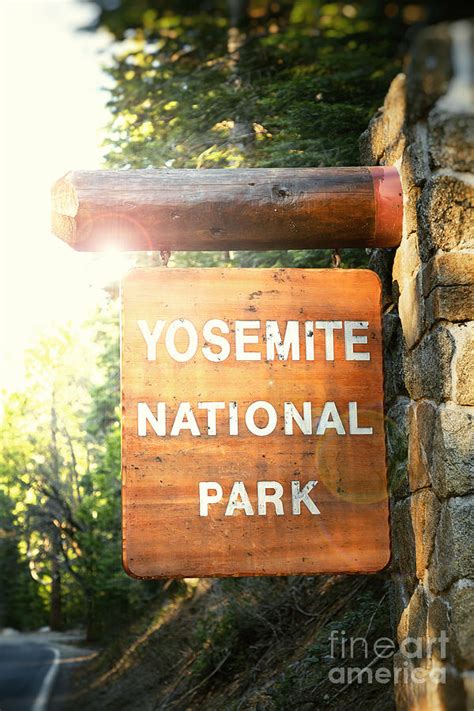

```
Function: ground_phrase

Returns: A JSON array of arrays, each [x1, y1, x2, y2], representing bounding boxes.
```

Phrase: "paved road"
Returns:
[[0, 640, 55, 711]]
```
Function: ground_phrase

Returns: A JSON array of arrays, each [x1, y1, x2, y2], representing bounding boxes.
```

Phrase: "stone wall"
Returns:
[[360, 20, 473, 711]]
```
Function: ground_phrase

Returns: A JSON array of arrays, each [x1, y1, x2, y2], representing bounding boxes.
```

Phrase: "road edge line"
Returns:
[[31, 645, 60, 711]]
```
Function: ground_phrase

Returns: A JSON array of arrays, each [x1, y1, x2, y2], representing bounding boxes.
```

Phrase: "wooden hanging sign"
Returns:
[[121, 268, 390, 578]]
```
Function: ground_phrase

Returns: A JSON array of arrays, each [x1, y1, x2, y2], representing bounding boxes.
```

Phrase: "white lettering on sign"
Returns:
[[136, 318, 370, 362], [137, 319, 166, 361], [291, 480, 320, 515], [284, 402, 312, 435], [344, 321, 370, 361], [229, 400, 238, 436], [133, 314, 374, 522], [225, 481, 254, 516], [257, 481, 284, 515], [349, 401, 373, 435], [198, 401, 226, 435], [316, 401, 345, 435], [165, 319, 198, 362], [245, 401, 278, 437], [137, 402, 166, 436], [235, 320, 261, 361], [170, 402, 200, 436], [266, 320, 300, 361], [315, 320, 342, 361], [202, 319, 230, 362], [305, 321, 315, 360], [198, 480, 320, 517], [199, 482, 223, 516], [137, 400, 373, 438]]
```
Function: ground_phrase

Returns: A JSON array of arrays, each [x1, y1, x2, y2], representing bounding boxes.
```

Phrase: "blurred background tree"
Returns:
[[0, 305, 170, 639]]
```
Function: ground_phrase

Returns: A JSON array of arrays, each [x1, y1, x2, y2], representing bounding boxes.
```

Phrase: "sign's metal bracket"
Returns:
[[160, 249, 171, 267]]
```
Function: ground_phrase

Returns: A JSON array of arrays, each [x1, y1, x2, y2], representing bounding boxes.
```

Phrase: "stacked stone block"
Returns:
[[360, 20, 473, 711]]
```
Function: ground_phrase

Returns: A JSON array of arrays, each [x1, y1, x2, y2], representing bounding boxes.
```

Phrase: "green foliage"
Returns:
[[87, 1, 471, 41], [0, 490, 46, 629], [101, 2, 403, 271], [0, 303, 165, 638], [172, 247, 370, 269], [103, 12, 400, 172], [85, 305, 120, 440]]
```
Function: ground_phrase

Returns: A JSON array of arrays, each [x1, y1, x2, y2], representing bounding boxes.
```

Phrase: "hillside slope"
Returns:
[[66, 573, 394, 710]]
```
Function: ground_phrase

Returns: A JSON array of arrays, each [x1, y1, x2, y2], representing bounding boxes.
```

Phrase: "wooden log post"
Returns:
[[51, 167, 402, 252]]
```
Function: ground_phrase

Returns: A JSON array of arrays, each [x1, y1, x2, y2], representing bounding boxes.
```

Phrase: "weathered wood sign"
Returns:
[[121, 267, 390, 578]]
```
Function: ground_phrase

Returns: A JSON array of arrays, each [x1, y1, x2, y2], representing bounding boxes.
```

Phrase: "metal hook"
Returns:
[[331, 248, 341, 268], [160, 249, 171, 267]]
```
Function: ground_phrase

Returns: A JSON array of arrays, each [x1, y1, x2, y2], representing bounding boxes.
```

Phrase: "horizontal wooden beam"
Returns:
[[51, 167, 402, 252]]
